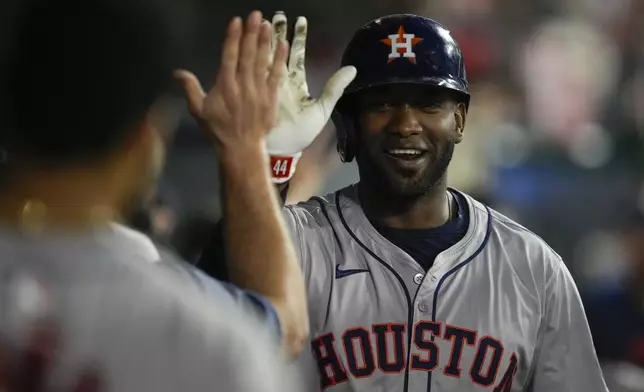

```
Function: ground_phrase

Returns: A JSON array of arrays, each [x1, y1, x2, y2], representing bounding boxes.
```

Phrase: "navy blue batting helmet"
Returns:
[[333, 14, 470, 162]]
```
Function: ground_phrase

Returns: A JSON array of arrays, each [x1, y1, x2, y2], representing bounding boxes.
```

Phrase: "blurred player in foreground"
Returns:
[[197, 13, 608, 392], [0, 322, 100, 392], [0, 0, 307, 390]]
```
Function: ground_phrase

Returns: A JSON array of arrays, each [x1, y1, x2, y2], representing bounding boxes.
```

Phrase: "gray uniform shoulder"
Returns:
[[282, 187, 353, 251], [473, 202, 607, 391], [99, 251, 291, 392], [472, 198, 564, 286], [109, 223, 199, 285], [284, 188, 347, 227], [108, 223, 161, 263], [0, 226, 295, 392]]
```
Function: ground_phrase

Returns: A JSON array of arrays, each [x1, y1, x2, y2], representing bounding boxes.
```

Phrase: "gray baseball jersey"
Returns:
[[0, 223, 299, 392], [284, 184, 607, 392]]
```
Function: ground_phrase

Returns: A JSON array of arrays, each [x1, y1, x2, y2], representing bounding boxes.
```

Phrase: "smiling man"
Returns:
[[198, 13, 608, 392]]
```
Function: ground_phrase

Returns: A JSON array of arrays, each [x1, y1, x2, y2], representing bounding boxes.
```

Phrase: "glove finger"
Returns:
[[270, 12, 288, 71], [268, 41, 289, 97], [319, 66, 357, 116], [288, 16, 308, 91]]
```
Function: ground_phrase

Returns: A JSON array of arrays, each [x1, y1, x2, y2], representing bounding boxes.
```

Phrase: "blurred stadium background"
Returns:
[[132, 0, 644, 389]]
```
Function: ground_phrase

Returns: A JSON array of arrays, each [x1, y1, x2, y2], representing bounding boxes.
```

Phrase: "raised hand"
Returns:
[[264, 12, 357, 183], [175, 11, 289, 154]]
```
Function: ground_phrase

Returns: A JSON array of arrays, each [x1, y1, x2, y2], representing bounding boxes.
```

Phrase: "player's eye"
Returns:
[[418, 101, 443, 113], [367, 102, 393, 113]]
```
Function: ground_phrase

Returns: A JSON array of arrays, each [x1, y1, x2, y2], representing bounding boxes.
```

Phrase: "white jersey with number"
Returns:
[[0, 223, 298, 392], [284, 184, 607, 392]]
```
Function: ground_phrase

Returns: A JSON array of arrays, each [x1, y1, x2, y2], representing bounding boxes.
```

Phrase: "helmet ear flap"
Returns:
[[332, 108, 356, 163]]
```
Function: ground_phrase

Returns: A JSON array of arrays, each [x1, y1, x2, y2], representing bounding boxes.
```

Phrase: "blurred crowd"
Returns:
[[129, 0, 644, 388]]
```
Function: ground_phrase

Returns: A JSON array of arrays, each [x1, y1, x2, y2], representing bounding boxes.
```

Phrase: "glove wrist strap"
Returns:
[[270, 153, 301, 184]]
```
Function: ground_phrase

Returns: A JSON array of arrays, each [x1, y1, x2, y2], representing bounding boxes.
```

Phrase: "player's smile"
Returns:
[[383, 147, 430, 171], [349, 83, 465, 196]]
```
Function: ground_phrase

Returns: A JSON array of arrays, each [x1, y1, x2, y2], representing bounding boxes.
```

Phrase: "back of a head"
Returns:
[[1, 0, 182, 167]]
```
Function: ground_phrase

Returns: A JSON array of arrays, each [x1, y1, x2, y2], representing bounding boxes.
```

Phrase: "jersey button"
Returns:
[[418, 303, 428, 312], [430, 275, 437, 282], [413, 273, 424, 284]]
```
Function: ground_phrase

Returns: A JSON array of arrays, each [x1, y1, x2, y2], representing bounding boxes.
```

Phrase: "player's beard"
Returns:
[[356, 139, 454, 198]]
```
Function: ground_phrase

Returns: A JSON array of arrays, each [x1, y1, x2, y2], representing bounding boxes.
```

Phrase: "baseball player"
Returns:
[[0, 2, 305, 391], [197, 12, 609, 392]]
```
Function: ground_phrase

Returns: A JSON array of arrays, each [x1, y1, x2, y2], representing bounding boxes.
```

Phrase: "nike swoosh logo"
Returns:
[[335, 265, 370, 279]]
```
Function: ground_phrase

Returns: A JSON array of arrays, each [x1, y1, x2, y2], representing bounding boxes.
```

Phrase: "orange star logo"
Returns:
[[380, 26, 424, 63]]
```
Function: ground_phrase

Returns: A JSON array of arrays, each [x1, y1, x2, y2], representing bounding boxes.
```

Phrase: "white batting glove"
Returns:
[[266, 12, 357, 183]]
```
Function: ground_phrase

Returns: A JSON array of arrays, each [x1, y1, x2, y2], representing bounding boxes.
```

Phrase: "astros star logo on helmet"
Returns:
[[380, 26, 423, 63]]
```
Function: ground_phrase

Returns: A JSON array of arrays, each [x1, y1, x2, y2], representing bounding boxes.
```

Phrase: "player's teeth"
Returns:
[[389, 149, 421, 155]]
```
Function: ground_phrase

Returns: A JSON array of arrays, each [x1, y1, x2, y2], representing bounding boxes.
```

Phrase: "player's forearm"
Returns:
[[195, 182, 289, 283], [218, 144, 308, 357], [219, 145, 293, 287]]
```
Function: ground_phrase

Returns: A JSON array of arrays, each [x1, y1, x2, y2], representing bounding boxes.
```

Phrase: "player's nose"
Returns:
[[388, 104, 422, 137]]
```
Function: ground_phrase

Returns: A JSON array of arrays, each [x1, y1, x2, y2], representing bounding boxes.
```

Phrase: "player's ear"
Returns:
[[118, 113, 160, 172], [453, 102, 466, 144], [130, 99, 177, 153], [133, 116, 157, 152]]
